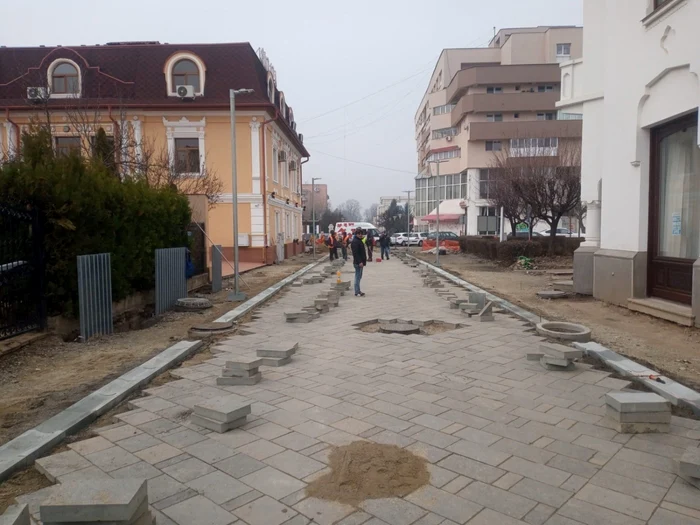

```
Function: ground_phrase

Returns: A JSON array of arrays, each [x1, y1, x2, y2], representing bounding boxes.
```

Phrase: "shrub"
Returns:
[[0, 138, 191, 316], [458, 235, 584, 262]]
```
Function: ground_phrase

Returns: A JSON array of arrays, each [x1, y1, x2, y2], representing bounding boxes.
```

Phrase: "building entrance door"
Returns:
[[648, 112, 700, 304]]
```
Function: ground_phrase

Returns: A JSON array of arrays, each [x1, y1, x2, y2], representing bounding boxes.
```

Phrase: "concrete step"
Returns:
[[552, 280, 574, 292], [627, 297, 695, 327]]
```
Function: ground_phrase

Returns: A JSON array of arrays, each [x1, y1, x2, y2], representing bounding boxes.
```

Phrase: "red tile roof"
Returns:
[[0, 42, 307, 155]]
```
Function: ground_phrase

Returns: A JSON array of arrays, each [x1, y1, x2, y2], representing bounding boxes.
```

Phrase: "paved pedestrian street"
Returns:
[[21, 259, 700, 524]]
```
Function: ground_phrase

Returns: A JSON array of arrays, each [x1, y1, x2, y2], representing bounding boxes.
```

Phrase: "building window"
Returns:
[[486, 114, 503, 122], [514, 113, 520, 119], [55, 137, 81, 156], [486, 86, 503, 94], [172, 59, 200, 92], [537, 112, 556, 121], [432, 127, 458, 139], [509, 137, 559, 156], [485, 140, 502, 152], [283, 157, 289, 187], [272, 148, 279, 182], [51, 62, 80, 95], [515, 85, 521, 91], [537, 85, 554, 93], [267, 76, 274, 101], [479, 169, 497, 199], [556, 43, 571, 57], [174, 138, 200, 173], [165, 53, 205, 96], [477, 206, 500, 235], [427, 149, 460, 162], [432, 104, 456, 116]]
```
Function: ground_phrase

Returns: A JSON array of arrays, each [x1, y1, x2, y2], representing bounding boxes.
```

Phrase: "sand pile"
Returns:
[[306, 441, 429, 505]]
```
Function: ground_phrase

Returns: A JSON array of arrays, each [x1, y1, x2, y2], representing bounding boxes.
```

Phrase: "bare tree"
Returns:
[[338, 199, 362, 222], [486, 168, 528, 236], [490, 138, 581, 248], [364, 203, 379, 223]]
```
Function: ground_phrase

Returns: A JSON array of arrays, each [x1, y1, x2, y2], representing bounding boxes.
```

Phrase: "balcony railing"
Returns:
[[451, 92, 561, 127], [468, 119, 582, 140]]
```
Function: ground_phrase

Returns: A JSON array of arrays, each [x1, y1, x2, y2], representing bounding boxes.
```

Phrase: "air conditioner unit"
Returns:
[[291, 121, 297, 131], [298, 133, 304, 143], [27, 87, 47, 101], [278, 151, 287, 162], [176, 85, 195, 99], [446, 136, 453, 142]]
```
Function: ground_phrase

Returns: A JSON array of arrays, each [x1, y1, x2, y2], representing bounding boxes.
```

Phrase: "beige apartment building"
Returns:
[[414, 26, 583, 235]]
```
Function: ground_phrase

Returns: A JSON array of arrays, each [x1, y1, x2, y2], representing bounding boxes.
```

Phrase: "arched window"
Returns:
[[172, 59, 200, 91], [268, 78, 274, 101], [51, 62, 80, 94]]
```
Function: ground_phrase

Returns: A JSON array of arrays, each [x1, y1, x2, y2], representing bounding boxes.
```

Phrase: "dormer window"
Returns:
[[173, 59, 200, 91], [164, 53, 206, 96], [48, 59, 81, 98], [267, 76, 274, 101]]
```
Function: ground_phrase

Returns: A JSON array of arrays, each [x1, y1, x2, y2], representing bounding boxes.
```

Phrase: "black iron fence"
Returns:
[[0, 204, 46, 340]]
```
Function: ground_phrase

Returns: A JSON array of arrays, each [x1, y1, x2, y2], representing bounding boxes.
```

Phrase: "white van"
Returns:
[[334, 222, 380, 240]]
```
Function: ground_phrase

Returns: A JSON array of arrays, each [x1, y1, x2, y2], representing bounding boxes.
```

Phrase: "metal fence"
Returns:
[[77, 253, 113, 341], [211, 245, 222, 293], [0, 204, 45, 340], [155, 247, 187, 315]]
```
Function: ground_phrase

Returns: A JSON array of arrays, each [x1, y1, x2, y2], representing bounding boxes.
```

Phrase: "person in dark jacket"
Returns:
[[379, 232, 390, 260], [364, 231, 374, 262], [351, 229, 367, 296], [327, 231, 338, 261]]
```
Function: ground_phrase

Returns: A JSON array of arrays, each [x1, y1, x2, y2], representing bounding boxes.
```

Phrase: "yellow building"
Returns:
[[0, 41, 309, 268]]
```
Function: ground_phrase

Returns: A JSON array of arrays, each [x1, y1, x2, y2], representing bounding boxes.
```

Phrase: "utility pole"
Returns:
[[311, 177, 322, 260], [402, 190, 413, 238], [228, 88, 254, 302], [429, 160, 447, 267]]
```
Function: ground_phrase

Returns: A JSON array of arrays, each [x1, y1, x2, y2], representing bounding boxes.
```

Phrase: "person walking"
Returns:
[[328, 231, 338, 261], [364, 230, 374, 262], [351, 229, 367, 297], [379, 232, 390, 260], [340, 232, 349, 261]]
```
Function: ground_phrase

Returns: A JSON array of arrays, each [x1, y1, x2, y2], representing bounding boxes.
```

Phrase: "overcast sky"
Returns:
[[1, 0, 582, 210]]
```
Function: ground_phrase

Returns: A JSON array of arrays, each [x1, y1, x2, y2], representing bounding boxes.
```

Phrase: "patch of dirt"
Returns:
[[416, 252, 700, 391], [0, 255, 314, 445], [305, 441, 429, 506], [359, 321, 458, 336], [0, 468, 52, 514]]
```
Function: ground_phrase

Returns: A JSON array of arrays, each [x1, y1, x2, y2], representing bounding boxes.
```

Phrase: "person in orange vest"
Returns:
[[340, 232, 349, 261], [327, 231, 339, 261]]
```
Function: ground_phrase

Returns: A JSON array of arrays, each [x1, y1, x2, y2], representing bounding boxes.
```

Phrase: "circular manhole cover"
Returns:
[[191, 321, 234, 332], [175, 297, 213, 311], [379, 323, 421, 335], [536, 321, 591, 342]]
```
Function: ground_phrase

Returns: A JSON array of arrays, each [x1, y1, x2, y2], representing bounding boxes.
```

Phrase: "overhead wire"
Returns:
[[310, 149, 418, 175]]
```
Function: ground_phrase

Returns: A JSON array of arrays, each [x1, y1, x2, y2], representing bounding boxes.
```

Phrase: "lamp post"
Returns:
[[429, 159, 447, 267], [402, 190, 413, 240], [228, 88, 254, 302], [311, 177, 322, 260]]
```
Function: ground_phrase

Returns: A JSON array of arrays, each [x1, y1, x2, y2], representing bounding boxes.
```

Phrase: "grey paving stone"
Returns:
[[544, 440, 595, 462], [57, 465, 113, 482], [162, 457, 216, 483], [214, 453, 265, 479], [605, 406, 672, 423], [34, 450, 91, 482], [453, 427, 501, 446], [148, 474, 189, 504], [491, 438, 556, 464], [428, 463, 459, 488], [588, 470, 667, 504], [39, 479, 146, 523], [291, 421, 335, 438], [665, 478, 700, 511], [446, 439, 511, 467], [185, 470, 252, 504], [574, 482, 656, 521], [162, 495, 235, 525], [293, 497, 356, 525], [405, 485, 482, 524], [406, 442, 452, 464], [220, 488, 263, 511], [0, 504, 29, 525], [558, 497, 645, 525], [468, 508, 530, 525], [364, 413, 413, 433], [248, 422, 292, 440], [240, 466, 306, 499], [84, 446, 141, 473], [500, 457, 570, 487], [110, 460, 162, 480], [67, 436, 114, 456], [190, 413, 247, 433], [605, 392, 670, 413], [412, 429, 459, 449], [601, 457, 676, 488], [336, 511, 374, 525], [183, 439, 236, 464], [97, 423, 143, 442], [546, 454, 598, 479], [679, 446, 700, 479], [118, 433, 163, 453], [264, 449, 325, 479], [135, 443, 183, 465], [151, 488, 198, 511], [524, 503, 556, 525], [236, 439, 286, 460], [458, 481, 537, 519], [437, 453, 505, 483], [160, 429, 208, 449], [509, 478, 573, 508], [493, 472, 523, 491], [648, 508, 700, 525], [360, 498, 427, 525]]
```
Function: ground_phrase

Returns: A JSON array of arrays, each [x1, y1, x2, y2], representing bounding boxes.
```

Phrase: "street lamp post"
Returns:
[[429, 160, 447, 267], [228, 88, 254, 302], [311, 177, 322, 260]]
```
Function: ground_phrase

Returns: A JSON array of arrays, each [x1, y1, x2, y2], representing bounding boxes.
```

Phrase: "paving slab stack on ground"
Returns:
[[192, 394, 253, 432], [604, 392, 672, 434], [8, 256, 700, 525], [533, 342, 584, 371], [217, 357, 263, 386]]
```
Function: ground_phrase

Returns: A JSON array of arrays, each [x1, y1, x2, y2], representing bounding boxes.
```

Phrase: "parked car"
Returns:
[[426, 231, 460, 240], [542, 228, 574, 236], [507, 231, 542, 239], [391, 232, 410, 246], [408, 233, 427, 246]]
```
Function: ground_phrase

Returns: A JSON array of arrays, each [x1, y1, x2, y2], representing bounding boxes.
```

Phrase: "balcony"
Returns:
[[446, 64, 562, 102], [451, 92, 560, 127], [468, 119, 582, 141]]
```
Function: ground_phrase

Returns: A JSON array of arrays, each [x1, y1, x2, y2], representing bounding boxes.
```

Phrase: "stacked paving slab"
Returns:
[[530, 342, 582, 371], [284, 310, 319, 323], [217, 357, 262, 386], [679, 447, 700, 489], [192, 394, 252, 432], [257, 342, 297, 366], [604, 392, 671, 434], [39, 480, 153, 525]]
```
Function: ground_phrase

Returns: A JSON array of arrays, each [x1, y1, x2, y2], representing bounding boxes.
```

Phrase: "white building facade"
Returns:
[[557, 0, 700, 326]]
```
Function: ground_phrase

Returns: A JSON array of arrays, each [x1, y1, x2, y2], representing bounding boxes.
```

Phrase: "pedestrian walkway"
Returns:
[[18, 259, 700, 524]]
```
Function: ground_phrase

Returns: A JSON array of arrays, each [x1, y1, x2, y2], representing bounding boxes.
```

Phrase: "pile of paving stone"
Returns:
[[40, 479, 153, 525], [217, 357, 262, 386], [284, 310, 320, 323], [192, 394, 252, 432], [257, 341, 297, 366], [529, 342, 582, 371], [604, 392, 671, 434]]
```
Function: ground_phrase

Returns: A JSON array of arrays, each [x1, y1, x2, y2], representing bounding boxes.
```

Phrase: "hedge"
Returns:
[[459, 236, 584, 262], [0, 137, 191, 316]]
